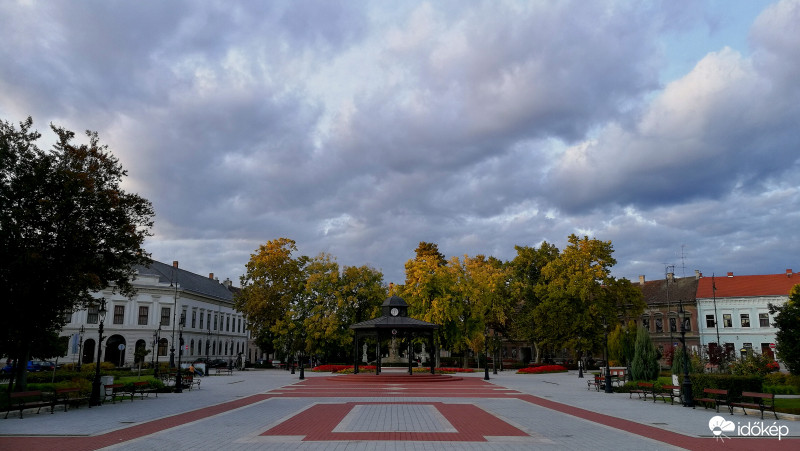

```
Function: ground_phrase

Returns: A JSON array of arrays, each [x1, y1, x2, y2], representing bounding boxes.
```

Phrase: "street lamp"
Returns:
[[169, 275, 178, 368], [175, 313, 185, 393], [76, 325, 85, 371], [678, 299, 694, 407], [577, 334, 584, 379], [152, 325, 161, 379], [603, 320, 612, 393], [89, 299, 108, 407], [484, 326, 490, 381]]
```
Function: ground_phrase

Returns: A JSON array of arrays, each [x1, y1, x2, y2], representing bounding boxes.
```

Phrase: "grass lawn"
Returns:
[[774, 397, 800, 415]]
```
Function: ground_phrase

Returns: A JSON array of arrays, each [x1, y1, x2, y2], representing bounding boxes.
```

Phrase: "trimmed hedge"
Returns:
[[677, 373, 762, 399]]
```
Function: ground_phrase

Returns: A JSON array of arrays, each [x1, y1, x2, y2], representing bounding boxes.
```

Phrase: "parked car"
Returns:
[[0, 361, 42, 373], [208, 359, 229, 368], [33, 361, 55, 371]]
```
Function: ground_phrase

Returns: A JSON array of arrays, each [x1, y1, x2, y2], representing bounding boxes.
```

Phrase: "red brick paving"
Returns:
[[261, 401, 527, 441], [3, 376, 799, 450]]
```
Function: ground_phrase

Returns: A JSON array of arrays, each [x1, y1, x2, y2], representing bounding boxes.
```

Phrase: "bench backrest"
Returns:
[[703, 388, 727, 395], [56, 387, 80, 394], [105, 383, 124, 388], [741, 391, 773, 400], [10, 390, 42, 398], [638, 382, 653, 388]]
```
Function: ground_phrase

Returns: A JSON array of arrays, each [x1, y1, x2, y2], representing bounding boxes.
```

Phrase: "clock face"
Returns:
[[390, 307, 399, 317]]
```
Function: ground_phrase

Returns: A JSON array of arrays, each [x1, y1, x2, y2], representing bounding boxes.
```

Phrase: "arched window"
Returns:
[[190, 339, 195, 356], [158, 338, 168, 356]]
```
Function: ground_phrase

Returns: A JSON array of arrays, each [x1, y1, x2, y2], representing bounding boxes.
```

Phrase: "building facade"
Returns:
[[636, 272, 701, 365], [61, 260, 248, 369], [696, 270, 798, 362]]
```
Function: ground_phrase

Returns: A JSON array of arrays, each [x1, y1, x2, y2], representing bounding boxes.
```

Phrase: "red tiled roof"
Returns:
[[696, 272, 800, 298]]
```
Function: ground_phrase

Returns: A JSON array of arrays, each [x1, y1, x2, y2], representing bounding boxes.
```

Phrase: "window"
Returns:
[[87, 305, 99, 324], [226, 316, 230, 332], [705, 314, 715, 328], [238, 318, 242, 333], [113, 305, 124, 325], [138, 306, 149, 325], [158, 338, 168, 356], [642, 317, 650, 331], [206, 314, 211, 330], [190, 339, 194, 356], [191, 310, 196, 328], [669, 317, 677, 333], [722, 314, 732, 328], [160, 307, 171, 326], [214, 314, 218, 331], [740, 313, 750, 328], [759, 313, 770, 327], [682, 316, 691, 332], [200, 311, 204, 329], [63, 311, 72, 323], [655, 316, 663, 333]]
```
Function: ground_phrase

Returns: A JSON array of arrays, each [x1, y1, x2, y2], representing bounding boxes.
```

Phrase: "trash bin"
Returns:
[[101, 375, 114, 396]]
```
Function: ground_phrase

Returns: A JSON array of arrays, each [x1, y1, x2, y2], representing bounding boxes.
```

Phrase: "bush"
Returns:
[[517, 365, 567, 374], [631, 325, 659, 381], [728, 352, 780, 377], [682, 373, 762, 400]]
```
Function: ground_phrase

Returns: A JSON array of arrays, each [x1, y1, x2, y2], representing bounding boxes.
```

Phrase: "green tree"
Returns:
[[534, 235, 620, 357], [769, 284, 800, 375], [506, 243, 559, 363], [1, 117, 153, 391], [235, 238, 307, 359], [631, 325, 659, 381]]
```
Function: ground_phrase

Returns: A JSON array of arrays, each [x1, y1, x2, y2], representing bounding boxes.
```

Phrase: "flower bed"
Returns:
[[517, 364, 568, 374]]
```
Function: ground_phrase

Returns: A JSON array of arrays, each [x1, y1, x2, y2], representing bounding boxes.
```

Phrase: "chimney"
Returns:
[[787, 269, 793, 277], [222, 277, 232, 288], [173, 260, 179, 268], [695, 269, 701, 280], [639, 275, 645, 285], [209, 272, 214, 280], [667, 272, 674, 282], [727, 272, 734, 277]]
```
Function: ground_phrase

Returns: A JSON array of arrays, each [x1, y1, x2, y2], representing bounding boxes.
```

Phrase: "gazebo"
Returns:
[[350, 296, 439, 374]]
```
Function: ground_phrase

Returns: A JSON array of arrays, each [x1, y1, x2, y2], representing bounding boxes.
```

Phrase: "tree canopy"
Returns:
[[1, 117, 154, 389], [769, 284, 800, 375]]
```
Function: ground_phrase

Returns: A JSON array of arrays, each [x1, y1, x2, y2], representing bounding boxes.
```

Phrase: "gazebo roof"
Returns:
[[350, 315, 439, 330]]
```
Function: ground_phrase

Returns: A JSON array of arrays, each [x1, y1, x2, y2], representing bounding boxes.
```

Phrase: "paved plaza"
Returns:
[[1, 369, 799, 450]]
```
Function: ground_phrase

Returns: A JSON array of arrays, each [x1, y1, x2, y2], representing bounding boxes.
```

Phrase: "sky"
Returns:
[[2, 0, 799, 287]]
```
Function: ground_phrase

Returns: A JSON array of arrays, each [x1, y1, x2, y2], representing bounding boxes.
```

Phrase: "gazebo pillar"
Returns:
[[407, 339, 413, 375], [353, 334, 359, 374]]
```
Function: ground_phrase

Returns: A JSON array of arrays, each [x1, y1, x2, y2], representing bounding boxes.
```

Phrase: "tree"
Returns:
[[235, 238, 308, 360], [769, 284, 800, 375], [1, 117, 154, 391], [631, 325, 659, 381], [506, 243, 559, 363], [534, 235, 619, 357]]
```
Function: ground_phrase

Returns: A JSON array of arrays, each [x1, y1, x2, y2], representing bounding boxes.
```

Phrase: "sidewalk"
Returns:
[[0, 369, 798, 450]]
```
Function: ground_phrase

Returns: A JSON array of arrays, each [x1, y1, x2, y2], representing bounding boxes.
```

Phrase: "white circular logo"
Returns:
[[708, 415, 735, 438]]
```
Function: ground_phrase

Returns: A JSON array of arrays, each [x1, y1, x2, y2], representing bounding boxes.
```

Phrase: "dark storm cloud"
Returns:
[[1, 0, 798, 284]]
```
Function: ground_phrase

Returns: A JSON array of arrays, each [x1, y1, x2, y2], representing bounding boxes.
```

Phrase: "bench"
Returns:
[[54, 387, 88, 412], [587, 375, 602, 391], [183, 375, 201, 390], [132, 381, 159, 399], [214, 367, 233, 376], [5, 391, 51, 419], [696, 388, 728, 413], [104, 383, 128, 404], [653, 384, 682, 405], [730, 391, 777, 420], [630, 382, 653, 400]]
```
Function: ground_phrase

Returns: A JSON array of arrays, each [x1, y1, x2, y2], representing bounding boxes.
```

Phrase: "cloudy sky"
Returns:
[[2, 0, 799, 286]]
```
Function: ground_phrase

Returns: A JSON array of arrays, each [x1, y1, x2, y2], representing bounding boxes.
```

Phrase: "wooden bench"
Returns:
[[653, 384, 682, 405], [54, 387, 87, 412], [629, 382, 653, 400], [696, 388, 728, 413], [103, 383, 128, 404], [587, 374, 602, 391], [183, 375, 201, 390], [132, 381, 159, 399], [214, 367, 233, 376], [4, 391, 51, 419], [730, 391, 777, 419]]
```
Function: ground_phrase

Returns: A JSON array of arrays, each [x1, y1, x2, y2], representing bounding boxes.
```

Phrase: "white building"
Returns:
[[61, 260, 248, 369], [696, 269, 798, 361]]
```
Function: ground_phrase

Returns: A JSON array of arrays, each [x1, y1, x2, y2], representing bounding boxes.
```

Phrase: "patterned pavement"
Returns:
[[1, 369, 799, 450]]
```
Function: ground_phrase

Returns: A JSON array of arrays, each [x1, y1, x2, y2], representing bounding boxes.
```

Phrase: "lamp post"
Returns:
[[152, 325, 161, 378], [603, 320, 612, 393], [175, 313, 185, 393], [679, 300, 694, 407], [483, 326, 490, 381], [299, 352, 305, 380], [89, 300, 108, 407], [76, 325, 85, 371], [169, 275, 178, 368]]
